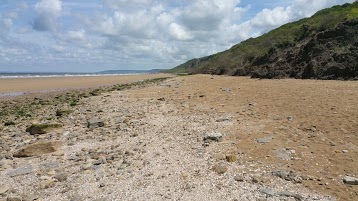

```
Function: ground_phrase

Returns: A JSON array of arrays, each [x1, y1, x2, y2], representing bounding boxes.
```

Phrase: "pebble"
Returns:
[[87, 118, 105, 129], [39, 179, 56, 189], [81, 163, 93, 170], [203, 132, 223, 142], [234, 175, 245, 182], [212, 164, 228, 174], [212, 153, 226, 161], [52, 150, 65, 156], [287, 116, 294, 121], [221, 88, 232, 92], [216, 118, 231, 122], [54, 172, 68, 182], [272, 148, 291, 160], [259, 188, 275, 197], [225, 154, 237, 162], [256, 136, 273, 144], [0, 185, 9, 195], [277, 191, 303, 201], [7, 194, 22, 201], [272, 169, 302, 182]]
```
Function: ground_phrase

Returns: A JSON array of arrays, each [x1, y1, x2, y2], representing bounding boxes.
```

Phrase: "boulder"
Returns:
[[26, 123, 62, 135], [13, 141, 62, 157]]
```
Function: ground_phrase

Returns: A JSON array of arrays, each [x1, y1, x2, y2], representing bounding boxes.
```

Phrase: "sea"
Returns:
[[0, 70, 157, 79]]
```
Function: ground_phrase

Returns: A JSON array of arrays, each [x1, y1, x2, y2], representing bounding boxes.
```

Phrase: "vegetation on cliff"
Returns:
[[167, 2, 358, 80]]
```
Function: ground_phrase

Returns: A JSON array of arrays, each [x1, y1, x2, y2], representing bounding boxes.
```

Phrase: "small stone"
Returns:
[[256, 136, 273, 144], [272, 169, 301, 182], [47, 170, 56, 176], [259, 188, 276, 197], [343, 176, 358, 185], [222, 88, 232, 92], [39, 176, 52, 180], [212, 153, 226, 161], [212, 164, 228, 174], [342, 150, 349, 153], [234, 175, 245, 182], [56, 109, 72, 117], [6, 164, 34, 177], [273, 148, 291, 160], [287, 116, 294, 121], [216, 118, 231, 122], [251, 176, 260, 183], [22, 194, 39, 201], [39, 179, 55, 189], [277, 191, 303, 201], [203, 132, 223, 142], [81, 163, 93, 170], [7, 194, 22, 201], [0, 185, 9, 195], [225, 154, 237, 162], [54, 172, 68, 182], [87, 118, 105, 129], [52, 150, 65, 156]]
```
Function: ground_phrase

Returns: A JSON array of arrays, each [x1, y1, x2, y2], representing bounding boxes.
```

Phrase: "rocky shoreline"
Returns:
[[1, 75, 357, 200]]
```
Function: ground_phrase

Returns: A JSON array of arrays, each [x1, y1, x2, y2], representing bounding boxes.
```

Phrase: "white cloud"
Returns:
[[169, 23, 193, 41], [251, 7, 291, 28], [181, 0, 241, 31], [252, 0, 355, 32], [68, 29, 86, 41], [102, 0, 152, 10], [0, 0, 355, 72], [35, 0, 62, 16], [33, 0, 62, 31]]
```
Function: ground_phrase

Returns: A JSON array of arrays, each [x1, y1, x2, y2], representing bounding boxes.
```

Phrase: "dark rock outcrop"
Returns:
[[252, 19, 358, 80]]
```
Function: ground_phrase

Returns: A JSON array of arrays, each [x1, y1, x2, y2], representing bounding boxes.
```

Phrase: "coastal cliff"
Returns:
[[168, 2, 358, 80]]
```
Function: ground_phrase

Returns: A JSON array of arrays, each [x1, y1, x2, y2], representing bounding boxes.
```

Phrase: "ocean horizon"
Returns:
[[0, 70, 160, 79]]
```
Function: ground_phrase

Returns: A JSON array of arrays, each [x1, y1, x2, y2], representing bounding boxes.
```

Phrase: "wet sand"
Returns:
[[0, 74, 171, 94]]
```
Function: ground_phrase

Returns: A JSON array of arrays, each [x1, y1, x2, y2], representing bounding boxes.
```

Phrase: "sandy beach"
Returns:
[[0, 74, 171, 94], [0, 74, 357, 200]]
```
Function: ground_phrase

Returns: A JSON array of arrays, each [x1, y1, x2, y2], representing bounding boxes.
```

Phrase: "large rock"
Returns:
[[13, 141, 63, 157], [343, 176, 358, 185], [87, 118, 105, 129], [26, 123, 62, 135], [6, 164, 34, 177]]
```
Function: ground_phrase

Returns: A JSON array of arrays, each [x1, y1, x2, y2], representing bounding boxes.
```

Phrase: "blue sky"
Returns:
[[0, 0, 354, 72]]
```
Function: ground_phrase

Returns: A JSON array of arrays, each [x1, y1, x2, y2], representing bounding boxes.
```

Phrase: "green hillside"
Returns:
[[167, 2, 358, 79]]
